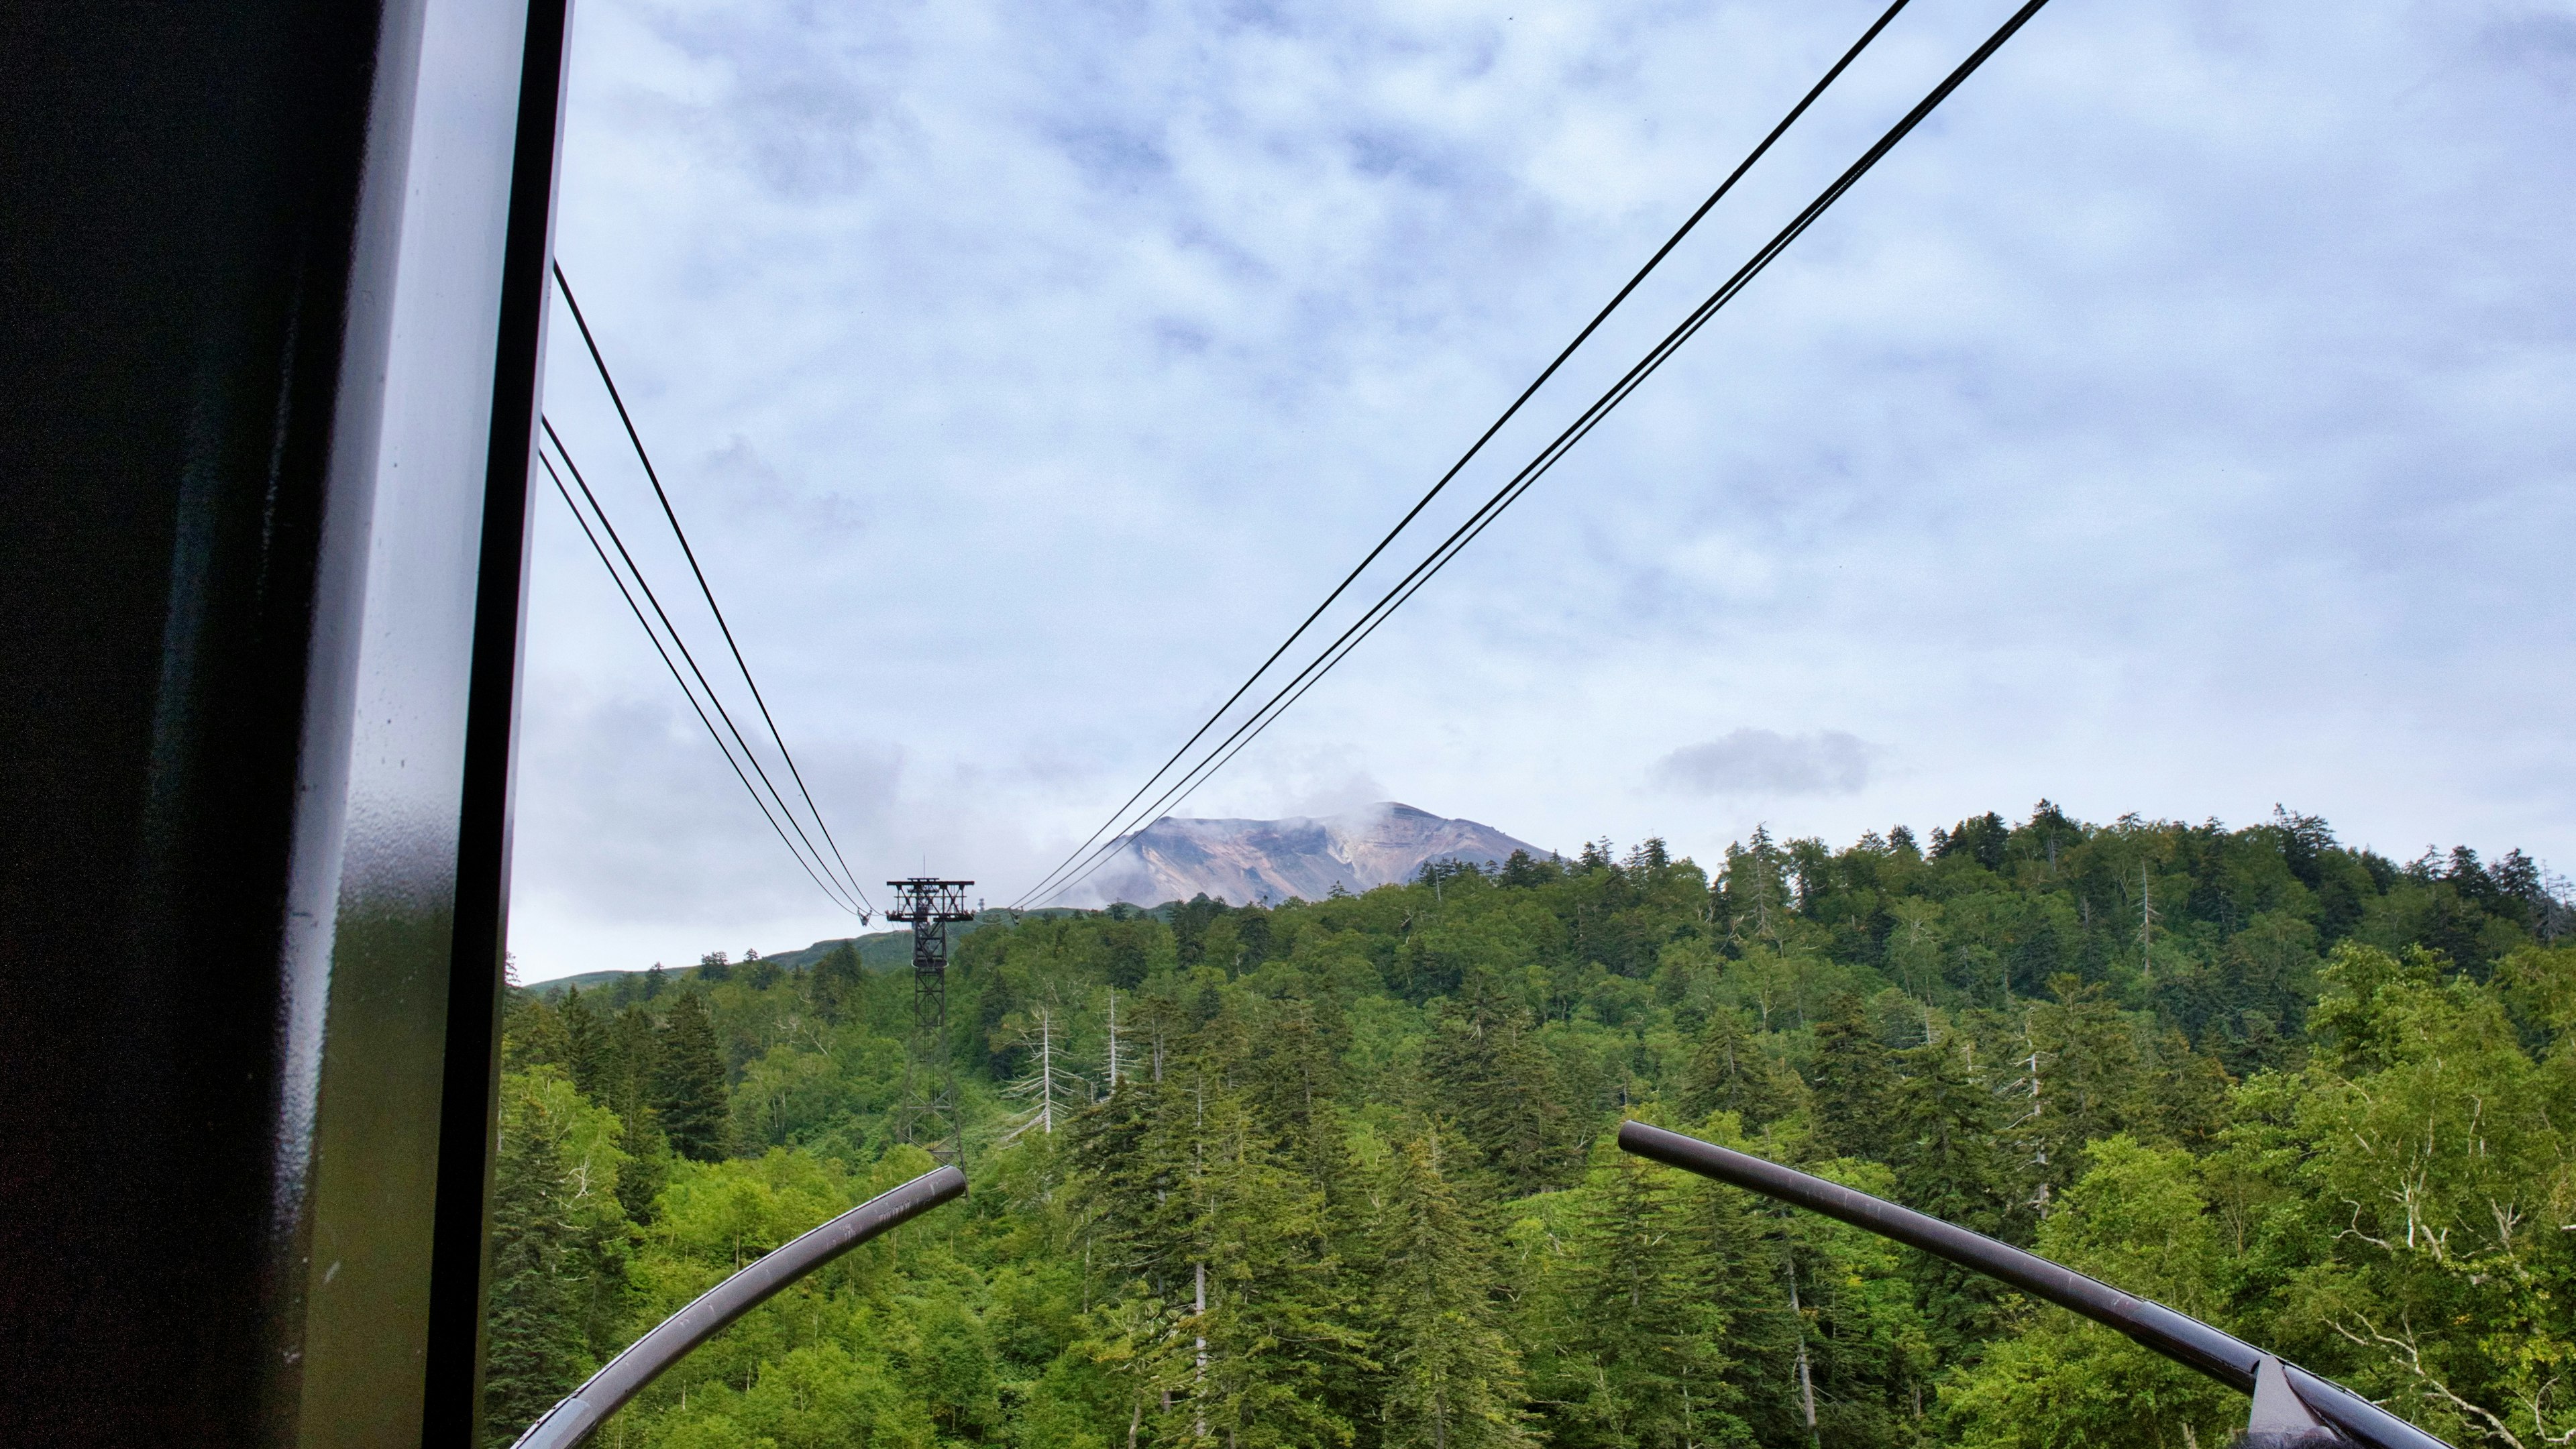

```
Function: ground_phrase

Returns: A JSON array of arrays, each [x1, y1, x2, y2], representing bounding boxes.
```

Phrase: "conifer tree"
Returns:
[[1067, 1073, 1174, 1279], [2023, 979, 2138, 1159], [607, 1004, 656, 1118], [559, 985, 610, 1102], [1719, 826, 1792, 947], [1372, 1131, 1536, 1449], [504, 994, 570, 1073], [483, 1087, 586, 1446], [605, 1004, 667, 1219], [1536, 1144, 1738, 1449], [1424, 972, 1570, 1197], [1887, 1033, 2006, 1232], [811, 939, 863, 1024], [653, 990, 731, 1161], [1887, 1031, 2011, 1351], [1684, 1006, 1803, 1130], [1678, 1163, 1818, 1448], [1238, 995, 1352, 1201], [1155, 1079, 1364, 1449], [1808, 995, 1896, 1160], [1068, 1061, 1207, 1437], [1497, 849, 1558, 888]]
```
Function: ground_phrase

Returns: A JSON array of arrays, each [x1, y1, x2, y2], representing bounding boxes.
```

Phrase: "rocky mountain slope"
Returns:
[[1078, 802, 1546, 907]]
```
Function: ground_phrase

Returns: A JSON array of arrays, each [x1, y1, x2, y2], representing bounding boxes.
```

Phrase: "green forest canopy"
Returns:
[[488, 804, 2576, 1449]]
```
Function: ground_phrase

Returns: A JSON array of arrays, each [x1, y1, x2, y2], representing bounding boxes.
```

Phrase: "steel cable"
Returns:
[[543, 423, 861, 912], [1028, 0, 2057, 908], [542, 451, 865, 916], [552, 264, 875, 917], [1012, 0, 1919, 908]]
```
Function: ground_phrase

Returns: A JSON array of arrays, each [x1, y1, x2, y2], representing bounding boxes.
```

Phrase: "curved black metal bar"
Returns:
[[511, 1165, 968, 1449], [1617, 1122, 2450, 1449]]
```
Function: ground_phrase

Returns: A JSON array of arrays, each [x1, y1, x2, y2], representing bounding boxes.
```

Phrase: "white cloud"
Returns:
[[1653, 730, 1873, 800]]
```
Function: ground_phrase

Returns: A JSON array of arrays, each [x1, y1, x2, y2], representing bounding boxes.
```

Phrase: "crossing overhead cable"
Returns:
[[552, 263, 875, 918], [543, 426, 863, 915], [1040, 0, 2058, 907], [542, 447, 865, 916], [1027, 0, 2059, 909], [1012, 0, 1920, 911], [1012, 0, 1925, 911]]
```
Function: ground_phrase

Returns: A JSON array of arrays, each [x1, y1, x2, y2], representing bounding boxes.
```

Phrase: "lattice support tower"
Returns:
[[888, 877, 975, 1163]]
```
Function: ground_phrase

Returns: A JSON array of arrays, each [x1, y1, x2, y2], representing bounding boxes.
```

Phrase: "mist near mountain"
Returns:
[[1076, 802, 1546, 908]]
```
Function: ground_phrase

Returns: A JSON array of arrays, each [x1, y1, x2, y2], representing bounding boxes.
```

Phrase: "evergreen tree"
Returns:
[[559, 985, 610, 1102], [1676, 1164, 1815, 1448], [1807, 995, 1896, 1160], [2013, 977, 2142, 1204], [1372, 1131, 1536, 1449], [1238, 994, 1352, 1201], [604, 1004, 653, 1117], [1536, 1144, 1739, 1449], [812, 939, 863, 1023], [602, 1004, 668, 1220], [1424, 973, 1570, 1197], [653, 991, 731, 1161], [1065, 1067, 1198, 1449], [1498, 849, 1559, 889], [1887, 1032, 2011, 1352], [1077, 1063, 1364, 1448], [1682, 1007, 1802, 1131], [1159, 1081, 1365, 1449], [483, 1086, 586, 1446], [1937, 812, 2011, 873], [504, 994, 569, 1073], [1718, 828, 1792, 949], [1068, 1075, 1177, 1291]]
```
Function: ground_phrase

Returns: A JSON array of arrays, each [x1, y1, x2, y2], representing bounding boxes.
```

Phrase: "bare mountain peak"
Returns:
[[1082, 802, 1544, 907]]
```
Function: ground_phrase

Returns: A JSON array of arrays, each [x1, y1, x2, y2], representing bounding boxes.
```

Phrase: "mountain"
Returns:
[[1079, 802, 1546, 907]]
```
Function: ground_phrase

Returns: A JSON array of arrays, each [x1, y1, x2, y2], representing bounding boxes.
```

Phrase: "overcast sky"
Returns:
[[508, 0, 2576, 981]]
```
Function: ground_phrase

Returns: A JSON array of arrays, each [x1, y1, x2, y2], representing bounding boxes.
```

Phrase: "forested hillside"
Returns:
[[488, 806, 2576, 1449]]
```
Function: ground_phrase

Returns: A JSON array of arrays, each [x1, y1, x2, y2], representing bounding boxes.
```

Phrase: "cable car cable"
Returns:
[[542, 454, 865, 916], [551, 263, 876, 917], [1013, 0, 1918, 908], [1037, 0, 2057, 907], [543, 422, 865, 915], [545, 437, 862, 916], [1026, 0, 2057, 908]]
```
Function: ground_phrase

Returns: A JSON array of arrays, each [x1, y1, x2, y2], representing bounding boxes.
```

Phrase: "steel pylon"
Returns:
[[886, 877, 975, 1163]]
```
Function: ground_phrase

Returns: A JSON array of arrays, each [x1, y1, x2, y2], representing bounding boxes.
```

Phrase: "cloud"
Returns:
[[1652, 730, 1872, 799]]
